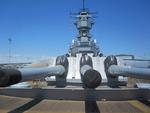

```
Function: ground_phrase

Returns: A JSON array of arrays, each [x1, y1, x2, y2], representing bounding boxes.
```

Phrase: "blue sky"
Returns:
[[0, 0, 150, 61]]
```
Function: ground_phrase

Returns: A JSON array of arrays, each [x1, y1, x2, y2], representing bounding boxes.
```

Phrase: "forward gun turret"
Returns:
[[80, 54, 102, 88]]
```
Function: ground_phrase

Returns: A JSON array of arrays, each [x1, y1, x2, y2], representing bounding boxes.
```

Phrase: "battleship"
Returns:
[[0, 0, 150, 113]]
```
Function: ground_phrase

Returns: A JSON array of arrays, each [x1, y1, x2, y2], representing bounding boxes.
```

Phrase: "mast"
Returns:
[[82, 0, 85, 11]]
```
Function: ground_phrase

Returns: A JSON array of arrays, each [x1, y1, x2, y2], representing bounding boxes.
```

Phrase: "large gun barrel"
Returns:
[[0, 65, 65, 87], [108, 65, 150, 80], [80, 54, 102, 88], [104, 55, 150, 87]]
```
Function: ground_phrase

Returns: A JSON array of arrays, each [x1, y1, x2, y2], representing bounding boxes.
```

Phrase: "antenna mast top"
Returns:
[[82, 0, 85, 11]]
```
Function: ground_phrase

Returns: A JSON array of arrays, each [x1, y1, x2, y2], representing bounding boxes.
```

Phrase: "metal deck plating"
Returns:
[[0, 86, 150, 101]]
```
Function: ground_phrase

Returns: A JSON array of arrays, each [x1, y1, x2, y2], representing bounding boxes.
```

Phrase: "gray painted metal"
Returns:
[[108, 65, 150, 80], [0, 65, 65, 87], [80, 65, 92, 75], [19, 65, 65, 82], [80, 55, 101, 88], [121, 59, 150, 68], [55, 55, 69, 87], [104, 55, 119, 88], [0, 88, 149, 101]]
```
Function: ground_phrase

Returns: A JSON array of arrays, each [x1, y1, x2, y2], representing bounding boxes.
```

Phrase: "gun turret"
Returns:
[[55, 55, 69, 87], [0, 56, 68, 87], [104, 55, 119, 88], [104, 55, 150, 87], [80, 54, 102, 88]]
